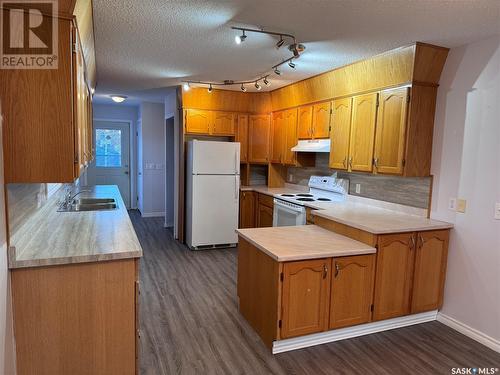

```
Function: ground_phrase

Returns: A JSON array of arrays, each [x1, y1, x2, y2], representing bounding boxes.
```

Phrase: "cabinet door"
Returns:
[[374, 87, 409, 175], [239, 191, 256, 228], [271, 111, 285, 163], [248, 115, 271, 163], [185, 109, 211, 134], [329, 255, 375, 329], [213, 111, 235, 135], [297, 106, 313, 139], [283, 108, 298, 165], [373, 233, 415, 321], [329, 98, 352, 170], [411, 230, 449, 313], [236, 115, 249, 163], [257, 203, 273, 228], [312, 102, 331, 139], [349, 93, 378, 172], [281, 259, 331, 338]]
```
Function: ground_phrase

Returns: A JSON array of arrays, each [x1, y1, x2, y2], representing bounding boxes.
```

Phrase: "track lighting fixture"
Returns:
[[240, 84, 246, 92], [288, 61, 296, 69], [183, 82, 190, 91], [235, 30, 246, 44], [255, 82, 261, 91], [276, 36, 285, 49], [274, 67, 281, 75], [110, 95, 127, 103], [208, 84, 213, 93], [263, 77, 270, 86]]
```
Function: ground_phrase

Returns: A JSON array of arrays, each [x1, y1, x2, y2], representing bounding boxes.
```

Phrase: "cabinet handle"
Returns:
[[342, 158, 347, 168], [373, 158, 379, 169], [323, 264, 328, 279], [334, 262, 340, 278], [348, 157, 353, 170], [418, 234, 425, 248], [409, 234, 416, 250]]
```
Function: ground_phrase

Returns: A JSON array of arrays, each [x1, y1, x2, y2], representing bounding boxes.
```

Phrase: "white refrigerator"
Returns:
[[186, 140, 240, 250]]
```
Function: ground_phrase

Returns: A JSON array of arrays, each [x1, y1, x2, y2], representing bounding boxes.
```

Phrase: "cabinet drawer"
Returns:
[[258, 194, 274, 208]]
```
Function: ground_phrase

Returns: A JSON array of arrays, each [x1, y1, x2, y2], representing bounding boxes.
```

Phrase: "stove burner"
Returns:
[[296, 198, 315, 202], [280, 194, 295, 197], [317, 198, 332, 201], [296, 194, 314, 197]]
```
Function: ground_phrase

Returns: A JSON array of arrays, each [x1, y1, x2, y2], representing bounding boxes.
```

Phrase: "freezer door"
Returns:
[[191, 140, 240, 175], [189, 174, 239, 247]]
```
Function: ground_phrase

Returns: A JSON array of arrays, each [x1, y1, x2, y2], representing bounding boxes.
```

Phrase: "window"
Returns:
[[95, 129, 122, 167]]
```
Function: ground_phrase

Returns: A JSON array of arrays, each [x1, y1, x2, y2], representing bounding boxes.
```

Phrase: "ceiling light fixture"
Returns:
[[276, 36, 285, 49], [263, 77, 270, 86], [235, 30, 247, 45], [255, 81, 262, 91], [208, 84, 213, 93], [111, 95, 127, 103], [288, 61, 296, 69], [274, 67, 281, 75], [240, 83, 247, 92], [183, 82, 190, 91]]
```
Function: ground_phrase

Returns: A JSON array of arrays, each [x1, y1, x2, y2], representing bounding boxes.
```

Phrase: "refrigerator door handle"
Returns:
[[234, 148, 238, 174], [235, 175, 239, 200]]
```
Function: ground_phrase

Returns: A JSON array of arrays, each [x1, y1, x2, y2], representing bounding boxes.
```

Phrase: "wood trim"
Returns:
[[313, 216, 378, 247]]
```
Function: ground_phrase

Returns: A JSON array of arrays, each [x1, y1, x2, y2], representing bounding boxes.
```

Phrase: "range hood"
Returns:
[[291, 139, 331, 153]]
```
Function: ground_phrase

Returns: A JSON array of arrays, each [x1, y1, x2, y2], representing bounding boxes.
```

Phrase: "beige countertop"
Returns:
[[9, 185, 143, 269], [240, 185, 308, 197], [312, 201, 454, 234], [236, 225, 376, 262]]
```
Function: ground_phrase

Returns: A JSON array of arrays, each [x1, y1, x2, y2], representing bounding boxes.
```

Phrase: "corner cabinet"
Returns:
[[0, 18, 94, 183]]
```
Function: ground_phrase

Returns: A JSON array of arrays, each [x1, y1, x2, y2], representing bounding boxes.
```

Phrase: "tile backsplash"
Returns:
[[287, 154, 432, 209]]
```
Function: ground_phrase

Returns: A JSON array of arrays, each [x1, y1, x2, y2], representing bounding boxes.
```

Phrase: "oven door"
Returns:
[[273, 198, 307, 227]]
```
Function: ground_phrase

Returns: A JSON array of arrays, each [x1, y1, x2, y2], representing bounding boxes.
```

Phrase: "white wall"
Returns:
[[164, 91, 178, 229], [93, 104, 138, 208], [0, 103, 16, 374], [139, 102, 166, 217], [431, 35, 500, 350]]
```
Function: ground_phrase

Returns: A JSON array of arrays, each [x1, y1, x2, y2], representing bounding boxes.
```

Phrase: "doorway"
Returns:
[[87, 120, 131, 208]]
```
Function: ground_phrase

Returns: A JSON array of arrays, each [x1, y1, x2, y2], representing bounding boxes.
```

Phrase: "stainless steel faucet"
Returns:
[[63, 188, 90, 208]]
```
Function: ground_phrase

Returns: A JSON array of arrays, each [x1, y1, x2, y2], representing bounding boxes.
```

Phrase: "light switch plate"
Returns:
[[355, 184, 361, 194], [448, 198, 457, 211], [495, 203, 500, 220], [456, 199, 467, 213]]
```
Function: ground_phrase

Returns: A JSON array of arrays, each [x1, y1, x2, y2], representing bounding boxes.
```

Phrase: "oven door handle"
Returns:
[[273, 199, 305, 213]]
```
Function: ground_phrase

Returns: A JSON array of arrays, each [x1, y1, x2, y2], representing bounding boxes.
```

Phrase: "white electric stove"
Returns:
[[272, 176, 348, 227]]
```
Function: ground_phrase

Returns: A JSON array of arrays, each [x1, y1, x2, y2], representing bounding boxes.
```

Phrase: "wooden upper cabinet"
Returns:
[[271, 111, 285, 163], [312, 102, 331, 138], [236, 115, 249, 163], [239, 191, 256, 228], [248, 115, 271, 163], [281, 259, 331, 339], [213, 111, 235, 135], [374, 87, 409, 175], [373, 233, 415, 321], [297, 106, 313, 139], [330, 255, 375, 329], [349, 93, 378, 172], [329, 98, 352, 170], [411, 230, 449, 313], [184, 109, 211, 134], [283, 108, 298, 165]]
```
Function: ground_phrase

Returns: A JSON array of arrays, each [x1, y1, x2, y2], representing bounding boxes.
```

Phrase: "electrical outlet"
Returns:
[[355, 184, 361, 194], [456, 199, 467, 213], [448, 198, 457, 211], [495, 203, 500, 220]]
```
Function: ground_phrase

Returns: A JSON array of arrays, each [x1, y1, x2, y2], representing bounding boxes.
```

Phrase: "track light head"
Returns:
[[240, 84, 247, 92], [274, 67, 281, 75], [208, 84, 213, 93], [276, 36, 285, 49], [288, 61, 296, 69], [235, 31, 247, 45], [255, 82, 261, 91], [183, 82, 190, 91], [263, 77, 270, 86]]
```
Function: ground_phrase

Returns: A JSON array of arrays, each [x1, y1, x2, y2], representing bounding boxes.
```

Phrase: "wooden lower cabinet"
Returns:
[[239, 191, 256, 228], [11, 259, 139, 375], [281, 259, 331, 339], [257, 193, 274, 228], [329, 255, 375, 329]]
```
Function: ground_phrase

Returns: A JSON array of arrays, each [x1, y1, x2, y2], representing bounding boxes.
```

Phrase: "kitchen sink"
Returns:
[[72, 198, 116, 205], [58, 199, 118, 212]]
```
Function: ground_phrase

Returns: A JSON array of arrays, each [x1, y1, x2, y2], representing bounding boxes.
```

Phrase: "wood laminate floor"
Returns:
[[130, 211, 500, 375]]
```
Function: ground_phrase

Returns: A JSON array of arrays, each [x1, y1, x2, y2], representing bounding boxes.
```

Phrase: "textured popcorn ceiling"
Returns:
[[93, 0, 500, 102]]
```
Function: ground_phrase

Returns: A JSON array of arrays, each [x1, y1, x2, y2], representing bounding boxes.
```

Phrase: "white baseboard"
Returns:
[[437, 313, 500, 353], [141, 212, 165, 218], [164, 221, 174, 228], [272, 310, 437, 354]]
